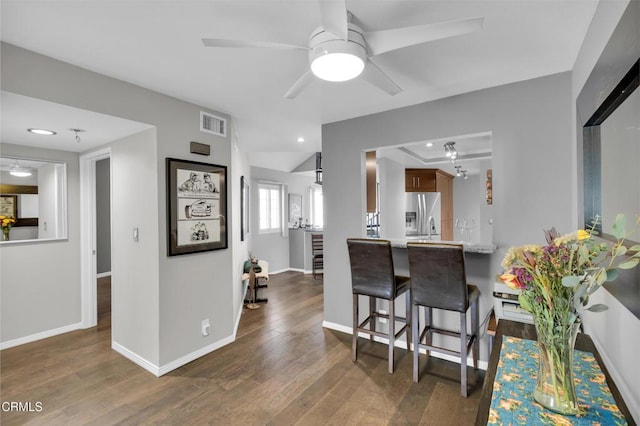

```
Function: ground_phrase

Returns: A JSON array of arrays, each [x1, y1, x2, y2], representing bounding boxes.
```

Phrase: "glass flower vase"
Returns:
[[2, 228, 9, 241], [533, 318, 581, 415]]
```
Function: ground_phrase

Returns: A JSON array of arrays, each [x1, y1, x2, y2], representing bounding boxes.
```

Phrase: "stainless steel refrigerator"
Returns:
[[405, 192, 441, 238]]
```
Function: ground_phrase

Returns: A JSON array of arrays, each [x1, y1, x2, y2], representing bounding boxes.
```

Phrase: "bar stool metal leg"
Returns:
[[369, 297, 375, 342], [472, 299, 479, 370], [352, 294, 358, 362], [460, 312, 468, 398], [388, 299, 395, 374], [425, 307, 432, 358], [405, 290, 411, 352], [412, 304, 420, 382]]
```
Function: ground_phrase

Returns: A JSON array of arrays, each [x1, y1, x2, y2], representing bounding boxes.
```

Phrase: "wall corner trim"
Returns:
[[112, 341, 161, 376], [0, 322, 83, 350]]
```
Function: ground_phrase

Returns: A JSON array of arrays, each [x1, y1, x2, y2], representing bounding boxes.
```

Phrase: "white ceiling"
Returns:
[[1, 92, 153, 153], [377, 132, 492, 176], [0, 0, 598, 171]]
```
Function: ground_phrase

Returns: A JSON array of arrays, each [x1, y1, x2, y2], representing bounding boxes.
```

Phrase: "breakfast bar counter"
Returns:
[[387, 238, 497, 254]]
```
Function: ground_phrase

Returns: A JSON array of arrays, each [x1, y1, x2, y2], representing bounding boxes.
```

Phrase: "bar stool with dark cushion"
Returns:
[[347, 238, 411, 374], [407, 242, 479, 397], [311, 233, 323, 279]]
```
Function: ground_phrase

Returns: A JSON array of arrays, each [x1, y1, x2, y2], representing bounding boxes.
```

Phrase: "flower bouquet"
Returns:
[[0, 215, 16, 241], [500, 214, 640, 415]]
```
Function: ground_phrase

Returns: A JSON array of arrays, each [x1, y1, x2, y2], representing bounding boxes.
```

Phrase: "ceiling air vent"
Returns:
[[200, 111, 227, 137]]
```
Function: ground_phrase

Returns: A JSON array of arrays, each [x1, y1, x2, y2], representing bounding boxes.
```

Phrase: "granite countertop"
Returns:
[[386, 238, 497, 254]]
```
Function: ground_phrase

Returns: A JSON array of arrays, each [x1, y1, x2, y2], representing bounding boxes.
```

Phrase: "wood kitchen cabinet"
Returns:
[[405, 169, 436, 192], [405, 168, 454, 240]]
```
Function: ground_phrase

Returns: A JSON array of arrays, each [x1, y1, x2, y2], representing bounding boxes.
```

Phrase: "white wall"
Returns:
[[0, 144, 81, 346], [322, 72, 574, 362], [37, 162, 65, 239], [572, 0, 639, 421], [250, 166, 318, 272], [453, 158, 493, 243], [378, 157, 405, 239]]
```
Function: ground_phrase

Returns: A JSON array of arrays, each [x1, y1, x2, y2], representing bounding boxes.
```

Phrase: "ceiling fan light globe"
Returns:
[[10, 165, 32, 177], [309, 36, 367, 82], [311, 52, 364, 82]]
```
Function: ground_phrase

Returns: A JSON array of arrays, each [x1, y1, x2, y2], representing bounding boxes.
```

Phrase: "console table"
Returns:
[[474, 319, 635, 425]]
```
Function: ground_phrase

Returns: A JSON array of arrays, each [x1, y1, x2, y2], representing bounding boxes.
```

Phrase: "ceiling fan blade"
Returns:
[[365, 17, 484, 56], [284, 71, 315, 99], [319, 0, 349, 40], [360, 59, 402, 96], [202, 38, 307, 51]]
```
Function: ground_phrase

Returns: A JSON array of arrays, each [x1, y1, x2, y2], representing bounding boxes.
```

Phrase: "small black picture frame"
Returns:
[[241, 175, 249, 242], [167, 158, 227, 256]]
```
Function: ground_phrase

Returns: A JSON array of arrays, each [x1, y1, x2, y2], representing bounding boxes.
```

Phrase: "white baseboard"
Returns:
[[284, 268, 314, 274], [112, 341, 161, 376], [1, 322, 83, 350], [269, 268, 290, 275], [157, 335, 236, 376], [112, 334, 237, 377], [97, 272, 112, 279], [322, 320, 489, 371]]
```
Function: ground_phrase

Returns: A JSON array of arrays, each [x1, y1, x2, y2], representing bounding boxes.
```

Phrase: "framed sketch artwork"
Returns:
[[166, 158, 227, 256]]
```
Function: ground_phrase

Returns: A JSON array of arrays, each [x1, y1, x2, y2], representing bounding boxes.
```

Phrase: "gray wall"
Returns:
[[0, 144, 81, 343], [96, 157, 111, 274], [322, 72, 574, 360], [109, 129, 161, 365], [230, 133, 252, 329], [1, 43, 246, 370], [250, 166, 317, 272], [572, 0, 640, 421]]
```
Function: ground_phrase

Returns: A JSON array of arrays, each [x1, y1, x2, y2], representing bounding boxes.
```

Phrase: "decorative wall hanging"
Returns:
[[486, 169, 493, 205], [167, 158, 227, 256], [288, 193, 302, 223]]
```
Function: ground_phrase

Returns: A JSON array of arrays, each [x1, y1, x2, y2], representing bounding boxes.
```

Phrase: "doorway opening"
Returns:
[[80, 147, 111, 330]]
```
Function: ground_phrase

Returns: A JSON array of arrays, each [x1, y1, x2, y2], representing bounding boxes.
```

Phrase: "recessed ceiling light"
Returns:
[[426, 142, 434, 147], [297, 137, 305, 143], [27, 128, 57, 135]]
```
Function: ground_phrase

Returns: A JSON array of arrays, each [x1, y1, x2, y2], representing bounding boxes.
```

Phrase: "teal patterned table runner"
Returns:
[[488, 336, 627, 425]]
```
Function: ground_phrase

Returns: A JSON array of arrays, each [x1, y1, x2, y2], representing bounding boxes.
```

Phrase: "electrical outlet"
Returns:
[[201, 319, 210, 336], [379, 310, 387, 324]]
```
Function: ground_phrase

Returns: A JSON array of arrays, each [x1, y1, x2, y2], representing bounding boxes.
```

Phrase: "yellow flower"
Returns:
[[501, 249, 514, 269], [522, 244, 541, 253], [577, 229, 590, 240]]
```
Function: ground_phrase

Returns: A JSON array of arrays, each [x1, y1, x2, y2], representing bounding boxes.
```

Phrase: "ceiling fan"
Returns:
[[202, 0, 483, 99]]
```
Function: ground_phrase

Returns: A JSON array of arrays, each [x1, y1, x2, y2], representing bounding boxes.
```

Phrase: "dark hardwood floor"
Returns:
[[1, 272, 483, 425]]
